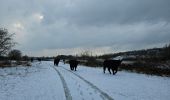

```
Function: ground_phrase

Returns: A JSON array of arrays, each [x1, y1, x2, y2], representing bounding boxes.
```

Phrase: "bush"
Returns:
[[84, 58, 101, 67], [16, 61, 31, 66], [119, 61, 170, 77], [8, 49, 22, 61], [0, 60, 11, 68]]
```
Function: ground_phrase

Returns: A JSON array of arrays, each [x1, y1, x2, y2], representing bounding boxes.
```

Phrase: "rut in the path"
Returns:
[[53, 66, 72, 100], [62, 67, 114, 100]]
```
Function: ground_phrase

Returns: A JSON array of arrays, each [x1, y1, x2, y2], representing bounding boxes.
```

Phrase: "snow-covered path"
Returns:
[[55, 62, 170, 100], [52, 65, 113, 100], [0, 61, 170, 100]]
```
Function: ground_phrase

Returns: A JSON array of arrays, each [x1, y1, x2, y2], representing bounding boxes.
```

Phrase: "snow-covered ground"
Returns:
[[0, 61, 170, 100], [0, 62, 65, 100]]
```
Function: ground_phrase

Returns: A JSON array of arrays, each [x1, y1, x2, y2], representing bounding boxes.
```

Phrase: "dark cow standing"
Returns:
[[37, 58, 41, 61], [103, 60, 122, 75], [37, 58, 41, 63], [69, 60, 79, 71], [30, 58, 34, 62], [63, 59, 65, 64], [54, 58, 60, 66]]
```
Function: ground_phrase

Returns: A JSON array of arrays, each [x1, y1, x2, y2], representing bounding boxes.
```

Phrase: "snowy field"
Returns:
[[0, 61, 170, 100]]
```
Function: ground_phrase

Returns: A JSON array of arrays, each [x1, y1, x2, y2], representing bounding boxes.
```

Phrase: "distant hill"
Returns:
[[99, 44, 170, 61]]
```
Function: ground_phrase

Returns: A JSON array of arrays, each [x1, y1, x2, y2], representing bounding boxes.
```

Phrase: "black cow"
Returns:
[[63, 59, 65, 64], [54, 58, 60, 66], [30, 58, 34, 62], [103, 60, 122, 75], [69, 60, 79, 71], [37, 58, 41, 63]]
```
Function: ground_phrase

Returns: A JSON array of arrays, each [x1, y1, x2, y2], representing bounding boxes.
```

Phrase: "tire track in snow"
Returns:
[[52, 66, 72, 100], [61, 67, 114, 100]]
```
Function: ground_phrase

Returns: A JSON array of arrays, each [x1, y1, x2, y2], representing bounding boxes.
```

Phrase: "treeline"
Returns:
[[0, 28, 31, 67], [57, 44, 170, 76], [99, 45, 170, 61]]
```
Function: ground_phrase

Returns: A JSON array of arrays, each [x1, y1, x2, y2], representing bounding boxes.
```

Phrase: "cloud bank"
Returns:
[[0, 0, 170, 56]]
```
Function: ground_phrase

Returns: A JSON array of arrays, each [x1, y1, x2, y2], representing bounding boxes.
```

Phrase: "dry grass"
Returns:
[[0, 60, 31, 68], [119, 62, 170, 77]]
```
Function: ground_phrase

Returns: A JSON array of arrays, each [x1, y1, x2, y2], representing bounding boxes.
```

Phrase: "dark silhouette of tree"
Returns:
[[0, 28, 15, 56], [162, 44, 170, 60], [8, 49, 22, 61], [22, 55, 29, 61]]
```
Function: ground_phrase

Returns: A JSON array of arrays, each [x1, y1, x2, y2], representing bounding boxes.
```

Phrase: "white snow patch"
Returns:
[[1, 61, 170, 100], [0, 61, 65, 100], [60, 62, 170, 100]]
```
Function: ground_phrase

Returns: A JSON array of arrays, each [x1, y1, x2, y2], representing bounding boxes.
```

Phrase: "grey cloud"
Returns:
[[0, 0, 170, 56], [61, 0, 170, 26]]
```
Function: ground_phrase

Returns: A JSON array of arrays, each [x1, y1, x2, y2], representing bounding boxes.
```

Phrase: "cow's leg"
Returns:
[[114, 68, 118, 74], [111, 68, 115, 75], [103, 67, 106, 73], [112, 67, 118, 75], [108, 68, 111, 74], [75, 66, 77, 71]]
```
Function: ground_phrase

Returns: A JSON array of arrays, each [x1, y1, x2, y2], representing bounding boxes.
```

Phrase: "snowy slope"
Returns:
[[0, 61, 170, 100]]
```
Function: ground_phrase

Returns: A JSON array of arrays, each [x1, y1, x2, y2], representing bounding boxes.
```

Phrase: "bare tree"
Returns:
[[0, 28, 15, 56], [8, 49, 22, 61]]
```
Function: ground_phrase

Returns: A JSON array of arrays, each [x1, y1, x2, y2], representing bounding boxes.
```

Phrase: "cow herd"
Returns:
[[54, 58, 122, 75]]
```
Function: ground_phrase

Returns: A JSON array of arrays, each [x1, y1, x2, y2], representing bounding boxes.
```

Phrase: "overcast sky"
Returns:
[[0, 0, 170, 56]]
